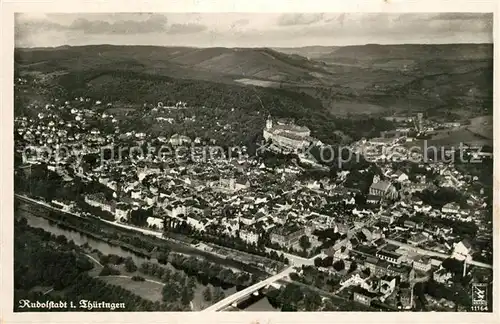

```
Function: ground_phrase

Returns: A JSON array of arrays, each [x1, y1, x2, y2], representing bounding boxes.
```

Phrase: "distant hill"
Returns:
[[316, 43, 493, 63], [272, 46, 340, 59], [15, 45, 331, 85], [15, 43, 493, 118]]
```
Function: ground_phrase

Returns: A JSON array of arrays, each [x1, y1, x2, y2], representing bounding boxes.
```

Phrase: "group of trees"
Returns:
[[314, 256, 334, 268], [98, 254, 138, 273], [312, 228, 343, 250], [202, 286, 226, 303], [98, 265, 121, 276], [168, 253, 254, 288], [290, 265, 342, 293], [138, 261, 194, 309], [129, 208, 153, 227], [166, 222, 289, 265], [161, 277, 196, 307], [266, 283, 324, 311], [298, 235, 312, 251], [139, 258, 248, 308], [14, 218, 94, 291], [441, 258, 468, 282], [414, 279, 472, 310], [415, 187, 468, 210]]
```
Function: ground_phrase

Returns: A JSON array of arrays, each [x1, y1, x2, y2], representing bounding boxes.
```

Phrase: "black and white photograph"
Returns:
[[4, 1, 497, 320]]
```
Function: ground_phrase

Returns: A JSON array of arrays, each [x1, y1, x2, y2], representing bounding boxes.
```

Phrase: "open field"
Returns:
[[235, 78, 281, 87], [326, 100, 386, 115], [467, 115, 493, 139], [404, 128, 493, 151], [99, 276, 164, 302]]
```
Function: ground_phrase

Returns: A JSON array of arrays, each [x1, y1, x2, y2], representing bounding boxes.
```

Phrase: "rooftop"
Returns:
[[370, 181, 392, 192]]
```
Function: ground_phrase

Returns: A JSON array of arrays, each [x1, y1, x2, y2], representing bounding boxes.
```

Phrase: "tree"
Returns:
[[203, 286, 212, 302], [124, 257, 137, 273], [333, 260, 345, 272], [99, 254, 110, 265], [323, 299, 337, 311], [281, 303, 297, 311], [299, 235, 311, 251], [157, 251, 169, 265], [213, 286, 225, 302], [98, 265, 120, 276], [280, 284, 304, 306], [180, 286, 192, 306], [314, 257, 323, 267], [441, 258, 464, 277], [348, 261, 358, 273], [322, 256, 334, 267], [303, 290, 322, 311]]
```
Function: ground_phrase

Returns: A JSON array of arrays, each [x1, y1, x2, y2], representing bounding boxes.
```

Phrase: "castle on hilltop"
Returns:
[[263, 115, 316, 152]]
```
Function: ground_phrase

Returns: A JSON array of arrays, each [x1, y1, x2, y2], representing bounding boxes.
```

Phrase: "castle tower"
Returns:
[[417, 113, 424, 132], [266, 114, 273, 129]]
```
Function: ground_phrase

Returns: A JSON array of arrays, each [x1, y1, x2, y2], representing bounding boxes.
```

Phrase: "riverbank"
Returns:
[[15, 195, 270, 276]]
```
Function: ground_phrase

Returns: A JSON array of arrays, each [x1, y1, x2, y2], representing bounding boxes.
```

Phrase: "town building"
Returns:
[[442, 202, 460, 214], [84, 193, 114, 214], [218, 177, 250, 192], [270, 224, 305, 247], [115, 202, 130, 221], [376, 249, 403, 265], [452, 239, 473, 261], [379, 275, 397, 295], [352, 286, 378, 306], [239, 228, 260, 244], [169, 134, 192, 146], [408, 233, 428, 246], [412, 256, 432, 272], [146, 216, 164, 230]]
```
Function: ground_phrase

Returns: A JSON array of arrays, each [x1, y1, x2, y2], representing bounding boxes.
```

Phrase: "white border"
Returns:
[[1, 1, 499, 323]]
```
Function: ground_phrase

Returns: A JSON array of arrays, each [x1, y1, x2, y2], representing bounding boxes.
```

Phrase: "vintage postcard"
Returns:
[[1, 0, 499, 323]]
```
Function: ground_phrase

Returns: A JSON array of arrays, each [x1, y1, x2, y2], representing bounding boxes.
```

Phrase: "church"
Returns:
[[368, 175, 398, 200]]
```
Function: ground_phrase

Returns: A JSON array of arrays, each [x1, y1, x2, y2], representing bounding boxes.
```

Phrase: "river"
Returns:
[[16, 203, 277, 311]]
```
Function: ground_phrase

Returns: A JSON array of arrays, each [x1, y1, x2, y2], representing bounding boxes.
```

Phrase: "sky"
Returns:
[[15, 12, 494, 48]]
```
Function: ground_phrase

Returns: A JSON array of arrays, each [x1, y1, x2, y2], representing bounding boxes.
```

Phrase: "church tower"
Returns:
[[266, 114, 273, 129]]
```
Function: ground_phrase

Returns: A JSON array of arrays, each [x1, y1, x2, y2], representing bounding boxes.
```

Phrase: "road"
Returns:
[[201, 266, 295, 312], [84, 253, 103, 267], [100, 275, 165, 286], [15, 194, 84, 218], [264, 247, 315, 266]]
